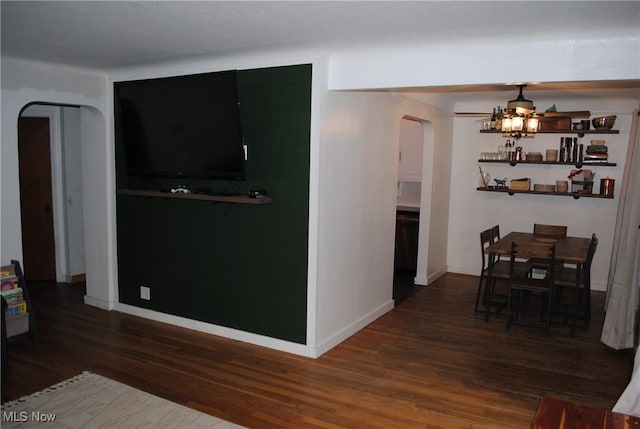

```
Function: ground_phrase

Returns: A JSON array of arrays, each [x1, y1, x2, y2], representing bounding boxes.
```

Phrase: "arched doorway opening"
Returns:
[[18, 103, 85, 283], [394, 116, 433, 302]]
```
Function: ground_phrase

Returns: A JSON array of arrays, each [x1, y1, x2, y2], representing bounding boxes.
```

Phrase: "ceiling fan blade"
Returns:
[[453, 112, 492, 117]]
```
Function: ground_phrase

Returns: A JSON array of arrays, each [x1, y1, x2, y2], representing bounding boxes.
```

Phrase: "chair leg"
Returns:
[[475, 273, 486, 313], [585, 277, 592, 322], [505, 288, 513, 331], [545, 291, 553, 335]]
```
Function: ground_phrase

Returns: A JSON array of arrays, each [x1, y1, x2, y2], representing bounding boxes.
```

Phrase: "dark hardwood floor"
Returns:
[[2, 273, 633, 428]]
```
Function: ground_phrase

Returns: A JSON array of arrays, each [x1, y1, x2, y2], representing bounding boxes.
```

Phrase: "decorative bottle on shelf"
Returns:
[[561, 137, 570, 163], [490, 108, 497, 130], [515, 146, 523, 161], [505, 139, 512, 160], [566, 137, 574, 163], [578, 143, 584, 164], [495, 106, 502, 131]]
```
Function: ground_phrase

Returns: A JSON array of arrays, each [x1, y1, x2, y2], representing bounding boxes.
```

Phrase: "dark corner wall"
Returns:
[[115, 64, 312, 343]]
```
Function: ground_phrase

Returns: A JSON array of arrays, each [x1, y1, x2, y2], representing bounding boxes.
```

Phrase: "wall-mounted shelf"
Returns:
[[480, 129, 619, 138], [117, 189, 272, 205], [477, 187, 613, 199], [478, 160, 617, 168]]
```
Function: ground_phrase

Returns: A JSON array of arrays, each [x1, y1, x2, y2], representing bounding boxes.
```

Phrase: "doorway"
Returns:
[[17, 104, 86, 283], [394, 118, 424, 303], [18, 117, 56, 280]]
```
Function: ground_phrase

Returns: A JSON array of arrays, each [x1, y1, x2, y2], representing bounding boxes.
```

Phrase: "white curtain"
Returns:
[[614, 346, 640, 416], [601, 109, 640, 350], [602, 109, 640, 416]]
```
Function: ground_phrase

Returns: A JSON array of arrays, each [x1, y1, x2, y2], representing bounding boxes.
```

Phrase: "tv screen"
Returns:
[[114, 70, 245, 181]]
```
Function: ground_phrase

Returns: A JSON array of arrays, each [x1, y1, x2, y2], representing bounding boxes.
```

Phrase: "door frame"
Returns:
[[402, 116, 434, 286], [19, 104, 68, 283]]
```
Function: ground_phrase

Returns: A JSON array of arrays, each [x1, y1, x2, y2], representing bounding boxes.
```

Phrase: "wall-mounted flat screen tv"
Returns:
[[114, 70, 245, 181]]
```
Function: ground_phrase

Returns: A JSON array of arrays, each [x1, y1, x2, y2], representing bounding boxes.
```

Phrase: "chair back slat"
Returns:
[[480, 228, 492, 269], [507, 241, 557, 334], [490, 225, 501, 243], [586, 234, 598, 268], [511, 241, 556, 259], [533, 223, 567, 238], [511, 241, 556, 276]]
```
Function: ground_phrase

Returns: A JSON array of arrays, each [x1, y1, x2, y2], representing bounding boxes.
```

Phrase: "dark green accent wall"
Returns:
[[116, 64, 311, 343]]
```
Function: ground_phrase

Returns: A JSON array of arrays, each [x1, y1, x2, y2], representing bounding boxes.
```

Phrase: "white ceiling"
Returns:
[[2, 1, 639, 98]]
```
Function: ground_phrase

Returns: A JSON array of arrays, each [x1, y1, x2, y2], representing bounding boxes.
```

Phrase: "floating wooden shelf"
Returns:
[[117, 189, 272, 204], [476, 187, 613, 199], [480, 129, 619, 138], [478, 160, 617, 168]]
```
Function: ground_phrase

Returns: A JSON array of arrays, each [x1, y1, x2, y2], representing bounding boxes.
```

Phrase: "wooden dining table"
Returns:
[[484, 231, 592, 335], [531, 396, 640, 428]]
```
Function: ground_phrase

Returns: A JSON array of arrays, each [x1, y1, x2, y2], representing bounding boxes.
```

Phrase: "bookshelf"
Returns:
[[1, 260, 36, 341]]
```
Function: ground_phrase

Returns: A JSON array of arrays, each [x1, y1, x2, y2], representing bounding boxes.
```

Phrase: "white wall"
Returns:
[[313, 87, 397, 353], [329, 33, 639, 91], [311, 81, 452, 354], [446, 96, 638, 291], [1, 58, 114, 308]]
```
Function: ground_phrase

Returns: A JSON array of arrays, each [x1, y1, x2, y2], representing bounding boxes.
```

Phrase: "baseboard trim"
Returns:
[[114, 300, 394, 359], [70, 273, 86, 283], [311, 300, 395, 357], [115, 303, 316, 358], [414, 268, 447, 286], [83, 294, 114, 311]]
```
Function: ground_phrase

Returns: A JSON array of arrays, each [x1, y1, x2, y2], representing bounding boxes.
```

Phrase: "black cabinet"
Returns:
[[395, 210, 420, 271]]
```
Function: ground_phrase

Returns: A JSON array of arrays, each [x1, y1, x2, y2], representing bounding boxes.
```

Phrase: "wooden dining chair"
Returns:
[[531, 224, 567, 269], [554, 234, 598, 331], [533, 223, 568, 238], [476, 228, 528, 315], [490, 224, 501, 241], [475, 228, 509, 312], [505, 241, 556, 335]]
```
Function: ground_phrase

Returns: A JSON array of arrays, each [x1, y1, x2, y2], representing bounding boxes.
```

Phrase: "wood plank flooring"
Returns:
[[2, 273, 634, 428]]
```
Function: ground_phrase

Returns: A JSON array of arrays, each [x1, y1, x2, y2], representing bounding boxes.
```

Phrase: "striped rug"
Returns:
[[1, 372, 243, 428]]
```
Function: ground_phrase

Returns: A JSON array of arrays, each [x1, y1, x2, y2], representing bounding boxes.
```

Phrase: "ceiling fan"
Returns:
[[453, 84, 590, 120], [453, 84, 536, 118]]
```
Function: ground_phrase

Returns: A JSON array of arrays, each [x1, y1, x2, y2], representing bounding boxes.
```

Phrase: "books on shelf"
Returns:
[[2, 287, 24, 306], [1, 264, 15, 278], [586, 145, 608, 153], [1, 262, 28, 318], [5, 301, 27, 317], [583, 159, 612, 164], [585, 144, 608, 162], [1, 263, 18, 291], [1, 277, 18, 291]]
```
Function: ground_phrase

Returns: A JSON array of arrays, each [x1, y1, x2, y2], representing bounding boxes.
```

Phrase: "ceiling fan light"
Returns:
[[512, 116, 524, 131], [502, 117, 512, 132], [526, 117, 539, 133]]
